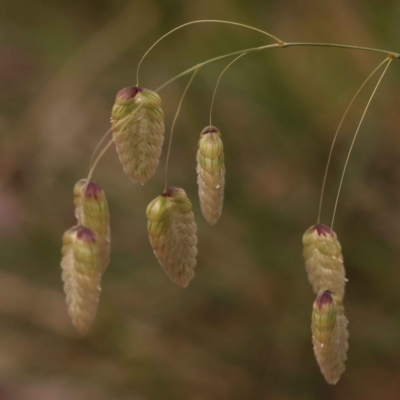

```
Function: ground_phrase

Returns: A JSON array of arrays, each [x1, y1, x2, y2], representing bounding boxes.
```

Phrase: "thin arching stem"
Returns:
[[87, 137, 115, 181], [317, 57, 389, 224], [89, 126, 114, 170], [331, 58, 392, 229], [155, 42, 398, 93], [283, 42, 398, 57], [164, 68, 199, 190], [136, 20, 283, 86], [209, 53, 247, 126], [87, 105, 143, 180], [156, 44, 280, 92]]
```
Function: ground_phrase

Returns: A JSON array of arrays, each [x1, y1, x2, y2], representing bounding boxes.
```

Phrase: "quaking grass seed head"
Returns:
[[147, 187, 197, 287], [196, 126, 225, 225], [111, 86, 164, 184], [311, 290, 349, 385], [61, 225, 102, 334], [73, 179, 110, 273], [302, 224, 346, 297]]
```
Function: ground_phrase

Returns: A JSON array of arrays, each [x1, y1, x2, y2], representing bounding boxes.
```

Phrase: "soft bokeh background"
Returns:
[[2, 1, 400, 399]]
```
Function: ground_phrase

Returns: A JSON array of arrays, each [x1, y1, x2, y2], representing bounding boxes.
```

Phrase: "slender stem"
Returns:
[[331, 59, 392, 229], [87, 105, 143, 180], [209, 53, 247, 126], [136, 20, 283, 86], [89, 126, 114, 170], [87, 137, 115, 181], [317, 57, 389, 224], [155, 42, 398, 93], [156, 43, 281, 92], [284, 42, 398, 58], [164, 69, 199, 190]]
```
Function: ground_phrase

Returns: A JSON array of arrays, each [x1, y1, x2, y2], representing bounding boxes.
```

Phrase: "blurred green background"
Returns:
[[2, 0, 400, 399]]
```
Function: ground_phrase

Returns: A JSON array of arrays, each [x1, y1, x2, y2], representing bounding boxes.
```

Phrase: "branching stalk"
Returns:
[[155, 42, 398, 93], [317, 57, 389, 224], [209, 53, 247, 126], [331, 59, 392, 229], [164, 69, 199, 189], [136, 19, 283, 86]]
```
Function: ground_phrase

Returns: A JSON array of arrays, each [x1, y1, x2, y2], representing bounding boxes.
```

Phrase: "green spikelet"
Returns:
[[302, 224, 346, 297], [61, 226, 102, 335], [147, 187, 197, 287], [312, 290, 349, 384], [111, 86, 164, 184], [196, 126, 225, 225], [73, 179, 110, 273]]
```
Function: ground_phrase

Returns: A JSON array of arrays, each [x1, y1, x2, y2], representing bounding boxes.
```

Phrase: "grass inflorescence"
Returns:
[[58, 20, 398, 383]]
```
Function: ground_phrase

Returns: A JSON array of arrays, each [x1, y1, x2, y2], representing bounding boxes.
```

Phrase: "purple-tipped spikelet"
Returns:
[[111, 86, 165, 184], [196, 126, 225, 225], [302, 224, 346, 297], [311, 290, 349, 384], [73, 179, 110, 273], [61, 226, 102, 334], [146, 187, 197, 287]]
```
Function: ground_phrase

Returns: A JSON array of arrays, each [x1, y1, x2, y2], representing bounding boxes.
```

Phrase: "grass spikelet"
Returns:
[[302, 224, 346, 297], [61, 226, 102, 335], [111, 86, 164, 184], [196, 126, 225, 225], [146, 187, 197, 287], [312, 290, 349, 384], [73, 179, 110, 273]]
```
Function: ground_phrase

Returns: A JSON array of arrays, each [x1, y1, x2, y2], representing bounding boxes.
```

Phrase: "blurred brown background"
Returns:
[[1, 1, 400, 399]]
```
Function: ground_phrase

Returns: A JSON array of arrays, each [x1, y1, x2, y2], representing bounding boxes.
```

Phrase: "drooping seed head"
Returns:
[[111, 86, 164, 184], [196, 126, 225, 225], [60, 226, 102, 335], [302, 224, 346, 297], [311, 291, 349, 384], [73, 179, 110, 274], [147, 187, 197, 287]]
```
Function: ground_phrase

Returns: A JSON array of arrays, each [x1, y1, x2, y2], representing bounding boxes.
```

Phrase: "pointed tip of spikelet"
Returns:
[[115, 86, 142, 103]]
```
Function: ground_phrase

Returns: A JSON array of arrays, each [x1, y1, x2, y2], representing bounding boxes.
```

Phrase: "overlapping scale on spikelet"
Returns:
[[311, 291, 349, 384], [303, 224, 346, 297], [147, 187, 197, 287], [111, 86, 164, 184], [196, 126, 225, 225], [61, 226, 102, 334], [74, 179, 110, 273]]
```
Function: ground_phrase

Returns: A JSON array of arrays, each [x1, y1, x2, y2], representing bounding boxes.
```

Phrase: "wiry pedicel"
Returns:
[[196, 126, 225, 225], [111, 86, 165, 184], [311, 290, 349, 384], [302, 224, 346, 297], [61, 226, 102, 335], [147, 187, 197, 287]]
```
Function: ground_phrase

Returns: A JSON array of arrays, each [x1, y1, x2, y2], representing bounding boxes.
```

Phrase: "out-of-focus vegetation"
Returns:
[[1, 1, 400, 399]]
